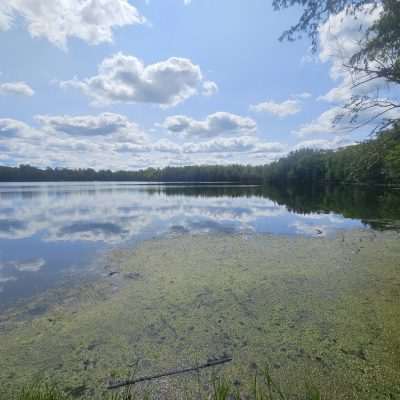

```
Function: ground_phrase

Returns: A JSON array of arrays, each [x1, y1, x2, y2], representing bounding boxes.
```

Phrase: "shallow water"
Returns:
[[1, 182, 399, 310], [0, 230, 399, 399]]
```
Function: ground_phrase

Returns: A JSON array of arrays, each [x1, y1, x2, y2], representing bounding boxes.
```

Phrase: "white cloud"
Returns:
[[183, 137, 284, 154], [0, 115, 151, 170], [113, 143, 151, 153], [318, 6, 380, 76], [318, 5, 387, 104], [294, 136, 353, 151], [294, 107, 344, 137], [152, 139, 182, 153], [61, 53, 215, 107], [295, 101, 400, 138], [0, 0, 145, 49], [0, 114, 289, 170], [114, 136, 284, 156], [250, 99, 301, 117], [0, 4, 13, 31], [163, 112, 257, 138], [0, 82, 34, 96], [113, 139, 182, 154], [0, 118, 33, 138], [202, 80, 218, 96], [36, 113, 146, 143]]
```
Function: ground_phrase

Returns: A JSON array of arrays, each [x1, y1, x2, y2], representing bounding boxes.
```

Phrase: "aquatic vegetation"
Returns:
[[1, 230, 399, 399], [14, 383, 68, 400], [13, 370, 323, 400]]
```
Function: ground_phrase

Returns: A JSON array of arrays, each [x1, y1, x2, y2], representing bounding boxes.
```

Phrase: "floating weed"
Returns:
[[3, 231, 399, 399]]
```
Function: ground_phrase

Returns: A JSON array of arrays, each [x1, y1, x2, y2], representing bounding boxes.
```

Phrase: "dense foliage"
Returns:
[[0, 127, 399, 186], [351, 0, 400, 87], [266, 126, 400, 186]]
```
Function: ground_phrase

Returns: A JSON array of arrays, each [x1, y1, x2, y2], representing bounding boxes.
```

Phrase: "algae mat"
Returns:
[[0, 230, 400, 399]]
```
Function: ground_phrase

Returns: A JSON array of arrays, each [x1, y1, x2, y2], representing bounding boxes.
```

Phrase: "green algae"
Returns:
[[0, 230, 400, 399]]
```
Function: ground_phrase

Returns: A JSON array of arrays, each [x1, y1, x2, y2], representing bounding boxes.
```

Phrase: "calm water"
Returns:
[[0, 182, 399, 310]]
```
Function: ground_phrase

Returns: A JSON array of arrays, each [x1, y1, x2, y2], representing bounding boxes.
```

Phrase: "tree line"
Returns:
[[0, 126, 399, 185]]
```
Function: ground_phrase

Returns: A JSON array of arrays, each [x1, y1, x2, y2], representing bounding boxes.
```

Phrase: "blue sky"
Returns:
[[0, 0, 385, 170]]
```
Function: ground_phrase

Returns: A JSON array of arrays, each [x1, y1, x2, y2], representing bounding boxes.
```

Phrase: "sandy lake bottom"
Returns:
[[0, 229, 399, 399]]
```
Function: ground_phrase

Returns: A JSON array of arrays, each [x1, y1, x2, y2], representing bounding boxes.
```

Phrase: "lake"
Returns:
[[0, 182, 383, 310], [0, 182, 399, 311], [0, 182, 399, 398]]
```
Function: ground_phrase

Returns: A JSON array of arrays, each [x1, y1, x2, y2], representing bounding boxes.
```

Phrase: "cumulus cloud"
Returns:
[[202, 81, 218, 96], [0, 112, 287, 170], [317, 5, 386, 104], [163, 112, 257, 138], [61, 53, 216, 107], [294, 136, 353, 151], [250, 93, 312, 118], [113, 139, 181, 154], [0, 114, 152, 170], [0, 0, 145, 49], [294, 107, 344, 137], [36, 113, 146, 143], [295, 101, 400, 138], [250, 99, 301, 117], [113, 136, 284, 156], [0, 81, 34, 96], [153, 139, 182, 153], [183, 137, 285, 154], [250, 92, 312, 118], [0, 119, 33, 138], [0, 4, 13, 31]]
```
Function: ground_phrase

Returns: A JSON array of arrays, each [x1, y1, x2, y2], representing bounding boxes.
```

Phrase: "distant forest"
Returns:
[[1, 126, 399, 186]]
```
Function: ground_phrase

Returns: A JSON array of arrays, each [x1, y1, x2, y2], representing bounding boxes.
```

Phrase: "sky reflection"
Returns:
[[0, 182, 365, 309]]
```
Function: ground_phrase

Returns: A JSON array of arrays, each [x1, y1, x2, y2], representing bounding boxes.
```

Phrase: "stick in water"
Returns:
[[107, 356, 233, 390]]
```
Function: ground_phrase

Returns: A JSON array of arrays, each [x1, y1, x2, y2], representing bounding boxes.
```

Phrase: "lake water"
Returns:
[[0, 182, 399, 311]]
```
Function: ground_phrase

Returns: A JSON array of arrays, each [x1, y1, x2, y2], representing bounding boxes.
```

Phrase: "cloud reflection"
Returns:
[[0, 183, 363, 245]]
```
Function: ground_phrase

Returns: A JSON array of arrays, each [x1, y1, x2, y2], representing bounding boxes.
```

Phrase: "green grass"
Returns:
[[11, 369, 322, 400], [14, 383, 68, 400]]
